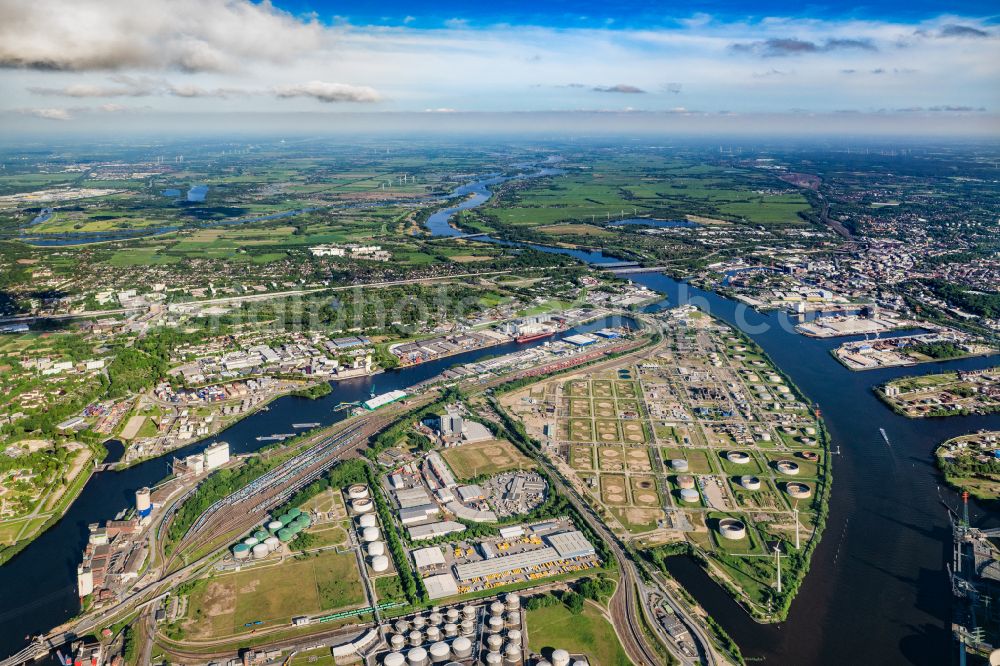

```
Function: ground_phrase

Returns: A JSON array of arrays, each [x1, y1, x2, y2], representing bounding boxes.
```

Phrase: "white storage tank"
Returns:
[[740, 476, 761, 491], [371, 555, 390, 572], [505, 593, 521, 610], [452, 636, 473, 659], [407, 646, 428, 666], [243, 537, 259, 547], [394, 620, 410, 634], [487, 634, 503, 651], [506, 611, 520, 627], [446, 608, 459, 622], [490, 601, 505, 617], [429, 641, 450, 663], [679, 488, 700, 503], [507, 629, 522, 644], [368, 541, 386, 557], [359, 513, 378, 528], [412, 614, 426, 629], [488, 616, 503, 632], [383, 652, 405, 666], [460, 619, 475, 636], [267, 520, 283, 531], [362, 526, 380, 542], [504, 642, 521, 663], [426, 626, 441, 642], [670, 459, 689, 472], [252, 543, 269, 559], [390, 634, 406, 650], [348, 484, 370, 500], [352, 498, 374, 514], [572, 661, 589, 666], [429, 611, 443, 626], [264, 536, 280, 551], [462, 605, 477, 620], [409, 630, 423, 647], [444, 623, 458, 637], [486, 652, 503, 666], [552, 649, 570, 666]]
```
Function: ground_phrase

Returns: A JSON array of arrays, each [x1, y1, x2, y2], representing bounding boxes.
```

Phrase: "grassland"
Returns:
[[182, 549, 364, 638], [526, 601, 631, 666], [440, 439, 536, 480]]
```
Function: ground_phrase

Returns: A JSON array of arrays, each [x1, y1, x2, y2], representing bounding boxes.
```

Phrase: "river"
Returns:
[[3, 167, 997, 666], [427, 169, 999, 665], [0, 315, 630, 660]]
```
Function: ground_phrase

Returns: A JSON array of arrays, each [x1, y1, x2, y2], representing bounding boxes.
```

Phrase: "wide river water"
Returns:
[[2, 168, 997, 666]]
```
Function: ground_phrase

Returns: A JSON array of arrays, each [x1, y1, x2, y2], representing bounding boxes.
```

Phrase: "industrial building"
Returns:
[[422, 573, 460, 600], [412, 546, 447, 570], [408, 520, 466, 541], [203, 441, 231, 470], [452, 529, 596, 582]]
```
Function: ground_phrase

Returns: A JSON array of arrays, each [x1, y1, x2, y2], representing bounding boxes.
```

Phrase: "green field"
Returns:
[[183, 549, 364, 638], [440, 439, 536, 479], [527, 601, 631, 666]]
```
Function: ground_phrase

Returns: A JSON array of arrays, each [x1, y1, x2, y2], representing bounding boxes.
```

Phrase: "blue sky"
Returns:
[[0, 0, 997, 134]]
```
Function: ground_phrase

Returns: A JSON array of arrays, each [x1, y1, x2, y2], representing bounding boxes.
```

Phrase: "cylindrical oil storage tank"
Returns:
[[390, 634, 406, 651], [676, 475, 695, 489], [243, 537, 259, 547], [487, 634, 503, 652], [348, 484, 370, 499], [429, 641, 450, 663], [726, 451, 751, 465], [252, 543, 269, 559], [572, 661, 588, 666], [358, 513, 378, 528], [490, 601, 504, 617], [801, 451, 819, 462], [253, 530, 268, 542], [740, 475, 761, 491], [504, 642, 521, 664], [277, 527, 293, 542], [429, 611, 443, 626], [444, 623, 458, 637], [551, 649, 570, 666], [383, 652, 405, 666], [506, 611, 520, 627], [718, 518, 747, 541], [679, 488, 699, 503], [408, 630, 423, 647], [394, 619, 410, 634], [233, 543, 251, 560], [452, 636, 473, 659], [488, 616, 503, 633], [507, 629, 522, 644], [670, 459, 689, 473], [426, 626, 441, 642], [462, 605, 477, 620], [460, 619, 474, 636], [362, 526, 380, 542], [368, 541, 386, 557], [267, 520, 283, 532], [371, 555, 390, 572], [446, 608, 459, 622], [407, 647, 428, 666], [775, 460, 800, 475], [486, 652, 503, 666], [352, 498, 374, 514], [412, 614, 426, 629], [504, 593, 521, 611], [264, 536, 280, 551], [786, 482, 812, 499]]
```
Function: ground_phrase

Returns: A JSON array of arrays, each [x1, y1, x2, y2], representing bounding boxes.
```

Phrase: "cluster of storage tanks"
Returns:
[[232, 508, 312, 561], [381, 595, 525, 666], [351, 486, 389, 572]]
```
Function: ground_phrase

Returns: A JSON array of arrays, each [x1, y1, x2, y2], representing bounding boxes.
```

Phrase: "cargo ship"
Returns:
[[516, 328, 556, 343]]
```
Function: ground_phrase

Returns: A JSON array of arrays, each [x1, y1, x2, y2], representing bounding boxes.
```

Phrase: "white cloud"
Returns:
[[0, 0, 325, 71], [19, 107, 72, 120], [273, 81, 382, 103]]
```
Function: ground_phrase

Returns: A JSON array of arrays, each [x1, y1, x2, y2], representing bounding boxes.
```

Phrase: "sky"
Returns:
[[1, 0, 998, 135]]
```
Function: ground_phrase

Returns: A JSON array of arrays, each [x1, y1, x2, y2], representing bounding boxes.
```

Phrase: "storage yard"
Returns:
[[833, 331, 994, 371], [502, 306, 829, 617], [879, 368, 1000, 418]]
